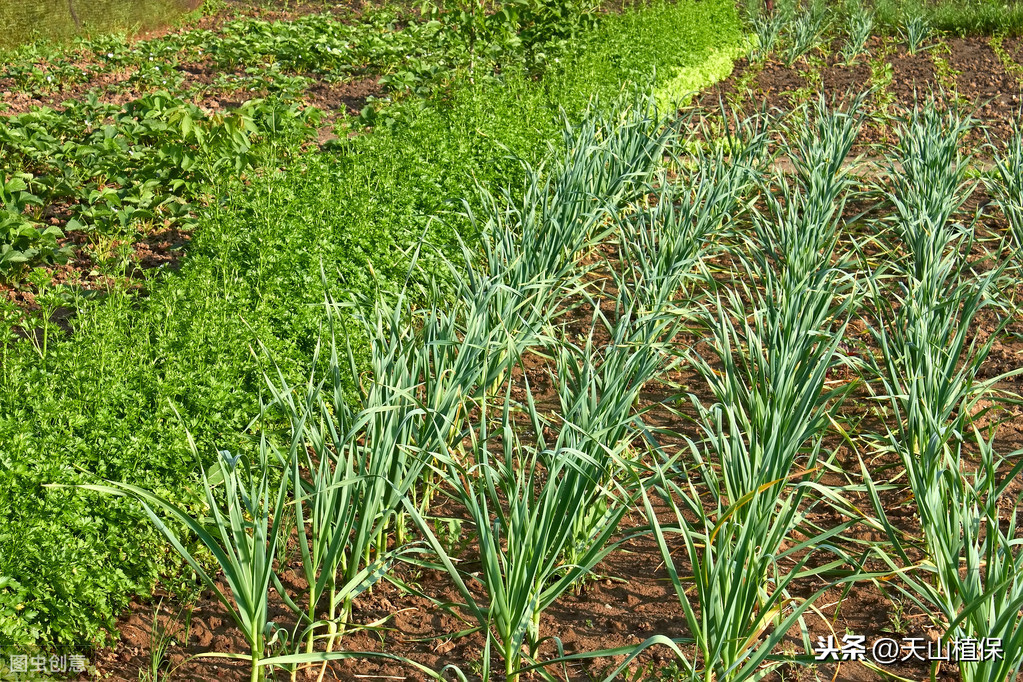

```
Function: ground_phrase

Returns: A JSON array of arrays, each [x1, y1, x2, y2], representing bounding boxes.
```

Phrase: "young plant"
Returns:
[[625, 284, 853, 679], [902, 431, 1023, 682], [617, 110, 766, 313], [862, 208, 1022, 680], [259, 305, 427, 672], [402, 276, 549, 517], [884, 101, 976, 283], [750, 12, 784, 61], [754, 94, 862, 284], [840, 7, 874, 65], [644, 177, 856, 679], [782, 6, 830, 67], [864, 262, 1002, 466], [863, 315, 1023, 681], [986, 121, 1023, 257], [899, 13, 932, 55], [627, 109, 861, 676], [937, 433, 1023, 682], [690, 265, 853, 529], [407, 391, 636, 682], [461, 92, 672, 337], [617, 172, 719, 314], [614, 448, 842, 681], [73, 444, 289, 682], [787, 93, 863, 194], [552, 297, 678, 567]]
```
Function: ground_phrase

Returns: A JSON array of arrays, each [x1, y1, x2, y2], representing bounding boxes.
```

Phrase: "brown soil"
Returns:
[[695, 35, 1023, 150], [0, 51, 380, 120]]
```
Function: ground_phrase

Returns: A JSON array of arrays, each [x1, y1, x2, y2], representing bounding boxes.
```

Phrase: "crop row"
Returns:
[[62, 89, 1023, 681]]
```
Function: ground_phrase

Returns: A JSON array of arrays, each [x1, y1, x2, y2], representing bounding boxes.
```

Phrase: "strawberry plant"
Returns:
[[0, 173, 65, 271]]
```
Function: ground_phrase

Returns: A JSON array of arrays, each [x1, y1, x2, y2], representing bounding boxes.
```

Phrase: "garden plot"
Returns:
[[79, 87, 1023, 682], [3, 1, 1023, 681], [0, 0, 751, 668]]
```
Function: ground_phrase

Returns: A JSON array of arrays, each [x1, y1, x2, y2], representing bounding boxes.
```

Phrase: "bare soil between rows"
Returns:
[[695, 35, 1023, 149]]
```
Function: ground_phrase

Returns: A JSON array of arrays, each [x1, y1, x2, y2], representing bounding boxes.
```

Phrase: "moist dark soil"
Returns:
[[695, 35, 1023, 149]]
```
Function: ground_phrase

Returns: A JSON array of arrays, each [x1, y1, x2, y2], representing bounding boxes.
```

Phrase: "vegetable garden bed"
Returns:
[[3, 1, 1023, 681]]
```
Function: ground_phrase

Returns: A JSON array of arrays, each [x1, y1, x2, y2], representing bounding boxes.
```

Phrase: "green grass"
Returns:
[[743, 0, 1023, 48], [0, 0, 743, 651], [0, 0, 196, 50], [869, 0, 1023, 36]]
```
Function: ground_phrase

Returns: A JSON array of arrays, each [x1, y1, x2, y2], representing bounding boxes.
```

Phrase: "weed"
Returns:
[[867, 38, 897, 127], [930, 50, 967, 107], [989, 35, 1023, 89], [888, 596, 909, 635], [138, 598, 193, 682]]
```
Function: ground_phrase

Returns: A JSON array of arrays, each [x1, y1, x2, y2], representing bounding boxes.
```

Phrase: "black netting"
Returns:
[[0, 0, 199, 49]]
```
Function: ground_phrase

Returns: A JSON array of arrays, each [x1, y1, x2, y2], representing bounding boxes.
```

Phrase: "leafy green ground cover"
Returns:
[[0, 0, 744, 651], [0, 1, 738, 274]]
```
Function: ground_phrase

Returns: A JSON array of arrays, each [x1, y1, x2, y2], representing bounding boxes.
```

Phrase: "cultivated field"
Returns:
[[1, 1, 1023, 681]]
